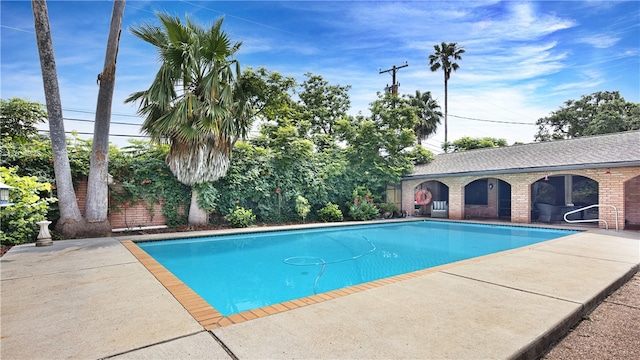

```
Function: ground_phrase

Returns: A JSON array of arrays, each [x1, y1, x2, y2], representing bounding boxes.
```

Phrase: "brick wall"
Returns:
[[401, 166, 640, 230], [74, 178, 175, 230], [107, 201, 168, 229]]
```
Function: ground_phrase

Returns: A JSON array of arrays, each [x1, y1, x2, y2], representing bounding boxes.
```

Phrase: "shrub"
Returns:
[[378, 202, 398, 217], [349, 201, 379, 221], [295, 195, 311, 222], [348, 188, 380, 221], [318, 202, 343, 222], [226, 206, 256, 228], [0, 166, 57, 245]]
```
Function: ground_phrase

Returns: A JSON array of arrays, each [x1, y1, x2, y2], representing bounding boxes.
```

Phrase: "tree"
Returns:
[[0, 98, 47, 143], [336, 92, 417, 193], [298, 73, 351, 150], [535, 91, 640, 141], [407, 90, 441, 145], [126, 13, 252, 225], [447, 136, 508, 152], [240, 67, 297, 123], [429, 42, 465, 152], [84, 0, 125, 233], [32, 0, 87, 238]]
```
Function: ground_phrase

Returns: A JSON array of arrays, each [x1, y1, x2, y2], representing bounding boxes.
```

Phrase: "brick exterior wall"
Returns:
[[401, 166, 640, 230], [75, 178, 172, 229]]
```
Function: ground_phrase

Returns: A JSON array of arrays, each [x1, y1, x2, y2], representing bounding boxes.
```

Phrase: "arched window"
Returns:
[[465, 179, 488, 205]]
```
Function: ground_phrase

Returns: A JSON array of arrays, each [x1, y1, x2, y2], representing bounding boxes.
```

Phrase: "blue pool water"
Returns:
[[138, 221, 577, 316]]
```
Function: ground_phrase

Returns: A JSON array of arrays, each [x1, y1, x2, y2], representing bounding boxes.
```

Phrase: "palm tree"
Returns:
[[126, 13, 252, 225], [408, 90, 442, 145], [85, 0, 125, 235], [32, 0, 87, 238], [429, 42, 464, 152]]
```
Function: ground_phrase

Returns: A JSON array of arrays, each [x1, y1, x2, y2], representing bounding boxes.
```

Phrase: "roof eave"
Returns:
[[402, 160, 640, 181]]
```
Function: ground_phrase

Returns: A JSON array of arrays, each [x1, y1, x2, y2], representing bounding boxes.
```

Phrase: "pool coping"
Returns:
[[119, 218, 588, 331]]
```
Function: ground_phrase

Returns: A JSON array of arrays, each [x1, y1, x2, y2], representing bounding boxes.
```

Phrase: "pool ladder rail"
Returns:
[[563, 204, 619, 231]]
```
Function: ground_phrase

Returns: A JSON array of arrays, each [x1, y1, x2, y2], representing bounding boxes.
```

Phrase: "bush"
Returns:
[[349, 201, 379, 221], [378, 202, 398, 217], [318, 202, 343, 222], [348, 188, 380, 221], [295, 195, 311, 222], [0, 166, 57, 245], [226, 206, 256, 228]]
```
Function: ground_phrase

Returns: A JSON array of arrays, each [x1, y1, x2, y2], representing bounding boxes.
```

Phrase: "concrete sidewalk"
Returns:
[[1, 227, 638, 359]]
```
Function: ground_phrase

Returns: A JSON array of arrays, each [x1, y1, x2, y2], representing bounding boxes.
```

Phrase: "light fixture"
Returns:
[[0, 182, 13, 206], [488, 183, 494, 190], [605, 168, 611, 174], [544, 173, 550, 181]]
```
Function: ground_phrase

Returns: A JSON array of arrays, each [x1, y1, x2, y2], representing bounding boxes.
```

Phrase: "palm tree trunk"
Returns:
[[32, 0, 90, 238], [444, 74, 449, 152], [188, 189, 209, 225], [84, 0, 125, 236]]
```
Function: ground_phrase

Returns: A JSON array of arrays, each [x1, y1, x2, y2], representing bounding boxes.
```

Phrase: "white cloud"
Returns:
[[576, 34, 621, 48]]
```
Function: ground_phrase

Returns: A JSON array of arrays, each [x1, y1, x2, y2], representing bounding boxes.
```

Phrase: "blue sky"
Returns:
[[1, 1, 639, 152]]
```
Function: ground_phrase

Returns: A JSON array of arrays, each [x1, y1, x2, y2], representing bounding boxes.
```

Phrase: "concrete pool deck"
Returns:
[[1, 221, 638, 359]]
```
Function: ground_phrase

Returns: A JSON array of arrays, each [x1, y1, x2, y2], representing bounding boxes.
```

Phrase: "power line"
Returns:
[[63, 117, 142, 127], [64, 108, 140, 118], [38, 130, 149, 138], [448, 114, 535, 125]]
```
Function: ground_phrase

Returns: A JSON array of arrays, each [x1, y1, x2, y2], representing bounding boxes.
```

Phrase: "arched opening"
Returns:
[[498, 179, 512, 219], [464, 177, 509, 220], [413, 180, 449, 217], [531, 174, 599, 224], [624, 175, 640, 230]]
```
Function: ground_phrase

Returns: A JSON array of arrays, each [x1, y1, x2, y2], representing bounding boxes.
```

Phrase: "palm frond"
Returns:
[[126, 12, 252, 185]]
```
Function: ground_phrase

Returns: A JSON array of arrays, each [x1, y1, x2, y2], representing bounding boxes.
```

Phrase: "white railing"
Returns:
[[563, 204, 618, 231]]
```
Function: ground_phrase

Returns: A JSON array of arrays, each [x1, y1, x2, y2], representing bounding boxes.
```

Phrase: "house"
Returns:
[[396, 130, 640, 230]]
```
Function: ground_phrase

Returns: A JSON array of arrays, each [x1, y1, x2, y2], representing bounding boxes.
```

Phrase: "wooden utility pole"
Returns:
[[379, 62, 408, 95]]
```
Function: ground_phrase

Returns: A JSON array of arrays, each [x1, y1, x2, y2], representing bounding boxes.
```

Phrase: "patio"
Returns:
[[1, 221, 638, 359]]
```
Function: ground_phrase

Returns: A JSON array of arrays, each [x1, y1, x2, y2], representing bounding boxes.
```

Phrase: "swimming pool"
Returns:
[[137, 221, 577, 316]]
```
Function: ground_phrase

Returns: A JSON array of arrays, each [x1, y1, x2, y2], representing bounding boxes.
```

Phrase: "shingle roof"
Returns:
[[406, 130, 640, 179]]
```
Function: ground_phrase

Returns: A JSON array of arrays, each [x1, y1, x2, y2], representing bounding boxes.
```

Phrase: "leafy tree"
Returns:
[[429, 42, 465, 151], [447, 136, 508, 152], [337, 92, 417, 193], [535, 91, 640, 141], [406, 90, 441, 145], [407, 145, 435, 165], [240, 67, 297, 123], [32, 0, 87, 238], [126, 13, 252, 225], [298, 73, 351, 150], [84, 0, 125, 232], [0, 98, 47, 143]]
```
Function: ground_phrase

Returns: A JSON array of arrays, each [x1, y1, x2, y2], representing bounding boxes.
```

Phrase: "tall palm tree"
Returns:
[[85, 0, 125, 235], [126, 13, 252, 225], [32, 0, 87, 238], [429, 42, 464, 152], [408, 90, 442, 145]]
